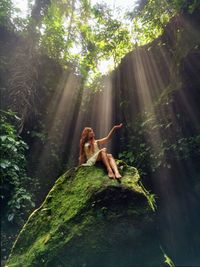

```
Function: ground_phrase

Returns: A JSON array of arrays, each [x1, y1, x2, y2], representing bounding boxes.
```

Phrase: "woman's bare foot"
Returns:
[[108, 171, 115, 179], [115, 173, 122, 179]]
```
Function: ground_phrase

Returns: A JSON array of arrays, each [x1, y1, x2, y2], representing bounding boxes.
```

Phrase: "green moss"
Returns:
[[7, 162, 162, 267]]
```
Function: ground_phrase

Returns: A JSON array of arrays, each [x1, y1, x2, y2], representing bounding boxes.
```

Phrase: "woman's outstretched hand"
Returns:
[[114, 123, 123, 130], [97, 123, 123, 145]]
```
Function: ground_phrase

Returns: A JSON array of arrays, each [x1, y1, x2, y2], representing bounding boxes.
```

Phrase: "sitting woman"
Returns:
[[79, 124, 123, 179]]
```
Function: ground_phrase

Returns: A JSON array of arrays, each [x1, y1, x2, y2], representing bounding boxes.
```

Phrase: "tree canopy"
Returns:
[[3, 0, 198, 85]]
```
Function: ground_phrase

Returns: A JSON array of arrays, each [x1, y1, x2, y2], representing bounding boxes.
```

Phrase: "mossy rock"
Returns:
[[7, 162, 163, 267]]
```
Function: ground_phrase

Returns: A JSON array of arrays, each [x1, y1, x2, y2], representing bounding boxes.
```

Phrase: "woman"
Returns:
[[79, 124, 123, 179]]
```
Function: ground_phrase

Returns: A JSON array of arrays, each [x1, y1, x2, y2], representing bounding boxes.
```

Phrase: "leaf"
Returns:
[[118, 153, 123, 158], [13, 165, 20, 171], [0, 135, 7, 141], [165, 122, 172, 129], [7, 137, 15, 142], [127, 151, 133, 158], [16, 203, 21, 209], [14, 115, 21, 121], [8, 213, 14, 222], [0, 160, 11, 168]]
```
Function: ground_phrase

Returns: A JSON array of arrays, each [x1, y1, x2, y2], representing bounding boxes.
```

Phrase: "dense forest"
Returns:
[[1, 0, 200, 266]]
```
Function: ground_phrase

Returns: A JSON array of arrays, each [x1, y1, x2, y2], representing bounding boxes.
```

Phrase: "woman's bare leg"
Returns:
[[108, 154, 122, 179], [97, 149, 115, 178]]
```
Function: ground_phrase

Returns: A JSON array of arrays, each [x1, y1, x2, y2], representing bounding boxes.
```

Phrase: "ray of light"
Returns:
[[30, 70, 82, 188], [126, 11, 200, 261], [67, 74, 114, 164]]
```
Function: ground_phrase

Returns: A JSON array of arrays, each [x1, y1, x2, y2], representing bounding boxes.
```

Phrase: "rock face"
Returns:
[[7, 162, 163, 267]]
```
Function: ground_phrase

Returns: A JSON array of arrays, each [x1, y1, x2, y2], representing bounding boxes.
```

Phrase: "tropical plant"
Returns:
[[0, 110, 34, 223], [0, 0, 13, 29]]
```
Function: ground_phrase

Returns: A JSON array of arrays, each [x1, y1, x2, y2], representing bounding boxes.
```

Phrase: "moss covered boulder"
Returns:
[[7, 162, 163, 267]]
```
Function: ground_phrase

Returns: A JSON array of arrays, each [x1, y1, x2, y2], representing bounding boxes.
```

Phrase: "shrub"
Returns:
[[0, 110, 34, 223]]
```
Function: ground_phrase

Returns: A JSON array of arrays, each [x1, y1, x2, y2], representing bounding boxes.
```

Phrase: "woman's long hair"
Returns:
[[79, 127, 94, 165]]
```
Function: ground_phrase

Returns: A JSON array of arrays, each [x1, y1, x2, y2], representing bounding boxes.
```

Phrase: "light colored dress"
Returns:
[[82, 140, 102, 166]]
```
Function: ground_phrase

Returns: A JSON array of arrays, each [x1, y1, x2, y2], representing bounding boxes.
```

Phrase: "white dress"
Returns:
[[82, 141, 102, 166]]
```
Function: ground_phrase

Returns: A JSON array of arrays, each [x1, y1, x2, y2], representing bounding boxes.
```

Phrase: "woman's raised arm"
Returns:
[[97, 123, 123, 145]]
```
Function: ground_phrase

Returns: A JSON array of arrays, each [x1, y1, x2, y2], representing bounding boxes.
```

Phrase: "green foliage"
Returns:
[[139, 181, 157, 211], [0, 110, 34, 223], [164, 253, 175, 267], [0, 0, 13, 28], [127, 0, 200, 46], [160, 246, 175, 267], [39, 1, 132, 85], [126, 0, 173, 46], [119, 151, 135, 165], [40, 2, 68, 62], [80, 3, 132, 85], [3, 0, 198, 88], [38, 0, 200, 84], [170, 0, 200, 13], [0, 0, 30, 32], [91, 3, 132, 65], [119, 111, 200, 178]]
